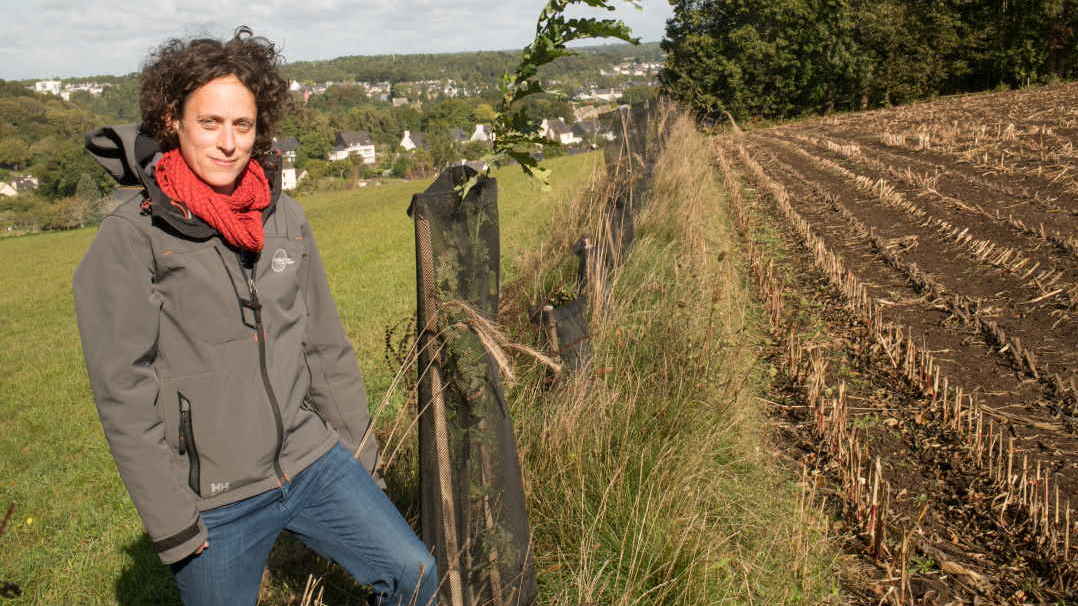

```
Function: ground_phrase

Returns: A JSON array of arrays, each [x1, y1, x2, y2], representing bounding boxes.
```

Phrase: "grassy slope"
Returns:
[[0, 153, 596, 605]]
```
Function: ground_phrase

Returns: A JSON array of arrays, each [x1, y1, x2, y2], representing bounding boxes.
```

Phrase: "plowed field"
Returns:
[[715, 83, 1078, 604]]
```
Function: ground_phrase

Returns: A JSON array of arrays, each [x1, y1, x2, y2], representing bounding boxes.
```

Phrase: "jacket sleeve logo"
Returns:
[[271, 248, 296, 273]]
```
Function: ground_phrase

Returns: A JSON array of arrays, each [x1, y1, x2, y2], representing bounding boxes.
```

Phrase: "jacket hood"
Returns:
[[85, 124, 283, 241]]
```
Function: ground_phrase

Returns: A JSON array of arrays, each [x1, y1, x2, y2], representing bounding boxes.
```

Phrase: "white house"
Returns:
[[272, 136, 300, 162], [541, 118, 581, 146], [59, 82, 106, 101], [470, 124, 493, 143], [399, 130, 427, 152], [33, 80, 61, 96], [328, 131, 376, 164], [577, 88, 623, 103], [282, 165, 297, 191], [12, 175, 38, 193]]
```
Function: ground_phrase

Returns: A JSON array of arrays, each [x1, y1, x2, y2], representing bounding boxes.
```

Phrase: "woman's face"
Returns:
[[172, 75, 257, 195]]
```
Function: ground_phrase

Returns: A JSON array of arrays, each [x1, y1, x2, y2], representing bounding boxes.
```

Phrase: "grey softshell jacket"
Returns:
[[74, 125, 379, 564]]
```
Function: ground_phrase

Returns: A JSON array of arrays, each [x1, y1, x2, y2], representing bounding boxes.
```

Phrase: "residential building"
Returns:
[[541, 118, 581, 146], [272, 136, 300, 163], [33, 80, 61, 96], [470, 124, 493, 143], [12, 175, 38, 193], [328, 131, 376, 164], [59, 82, 107, 101], [281, 159, 298, 191], [399, 130, 427, 151]]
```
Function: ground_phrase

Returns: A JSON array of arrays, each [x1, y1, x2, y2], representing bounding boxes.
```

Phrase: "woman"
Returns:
[[74, 27, 438, 606]]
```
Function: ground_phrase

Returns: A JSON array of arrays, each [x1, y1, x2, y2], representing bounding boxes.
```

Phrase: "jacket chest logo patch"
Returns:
[[271, 248, 296, 273]]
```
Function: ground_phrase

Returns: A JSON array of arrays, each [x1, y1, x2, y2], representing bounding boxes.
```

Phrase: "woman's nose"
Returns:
[[217, 126, 236, 153]]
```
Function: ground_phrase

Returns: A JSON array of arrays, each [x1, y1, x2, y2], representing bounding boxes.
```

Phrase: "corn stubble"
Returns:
[[718, 115, 1077, 602]]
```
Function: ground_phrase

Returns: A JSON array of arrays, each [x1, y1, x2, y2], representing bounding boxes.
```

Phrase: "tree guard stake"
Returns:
[[410, 166, 536, 606]]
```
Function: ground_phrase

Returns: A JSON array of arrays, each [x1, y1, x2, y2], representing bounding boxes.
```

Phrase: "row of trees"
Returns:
[[661, 0, 1078, 121], [279, 42, 662, 95]]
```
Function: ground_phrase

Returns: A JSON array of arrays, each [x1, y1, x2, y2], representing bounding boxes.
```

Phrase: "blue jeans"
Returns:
[[170, 444, 438, 605]]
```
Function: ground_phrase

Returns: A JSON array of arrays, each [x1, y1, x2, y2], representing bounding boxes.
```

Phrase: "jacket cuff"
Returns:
[[153, 517, 207, 565]]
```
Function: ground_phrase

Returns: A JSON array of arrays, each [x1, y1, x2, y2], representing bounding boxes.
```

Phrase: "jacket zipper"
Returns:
[[177, 393, 200, 495], [238, 255, 289, 487]]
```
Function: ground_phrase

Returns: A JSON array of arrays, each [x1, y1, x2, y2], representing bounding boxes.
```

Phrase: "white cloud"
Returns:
[[0, 0, 670, 80]]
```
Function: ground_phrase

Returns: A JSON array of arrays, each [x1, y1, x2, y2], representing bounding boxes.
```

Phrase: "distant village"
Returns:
[[7, 59, 660, 197], [270, 108, 621, 191]]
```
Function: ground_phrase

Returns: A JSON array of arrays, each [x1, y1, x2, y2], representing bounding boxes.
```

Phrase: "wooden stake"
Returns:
[[1007, 437, 1016, 493], [1066, 505, 1072, 558], [1055, 477, 1061, 528], [542, 305, 560, 356], [975, 412, 984, 462], [870, 457, 882, 559], [954, 387, 964, 431], [1021, 454, 1029, 506]]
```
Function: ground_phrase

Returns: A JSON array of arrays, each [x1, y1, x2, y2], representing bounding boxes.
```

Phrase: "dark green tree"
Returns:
[[662, 0, 1078, 120], [32, 139, 111, 200], [662, 0, 865, 121], [0, 137, 31, 169]]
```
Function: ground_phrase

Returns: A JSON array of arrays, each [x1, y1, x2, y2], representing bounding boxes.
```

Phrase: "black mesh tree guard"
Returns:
[[540, 102, 660, 374], [408, 166, 536, 606]]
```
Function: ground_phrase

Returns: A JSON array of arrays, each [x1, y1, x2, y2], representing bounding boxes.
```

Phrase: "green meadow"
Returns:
[[0, 154, 598, 605]]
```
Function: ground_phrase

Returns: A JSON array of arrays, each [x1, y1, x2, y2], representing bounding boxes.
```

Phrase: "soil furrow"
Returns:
[[715, 139, 1078, 603], [739, 138, 1078, 496], [766, 131, 1078, 283], [748, 134, 1078, 393], [792, 126, 1078, 249]]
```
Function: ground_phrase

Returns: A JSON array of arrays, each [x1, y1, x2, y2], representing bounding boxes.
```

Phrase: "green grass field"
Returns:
[[0, 154, 598, 605]]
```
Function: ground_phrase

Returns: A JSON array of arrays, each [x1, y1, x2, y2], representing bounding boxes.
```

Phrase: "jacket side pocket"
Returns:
[[177, 392, 201, 496]]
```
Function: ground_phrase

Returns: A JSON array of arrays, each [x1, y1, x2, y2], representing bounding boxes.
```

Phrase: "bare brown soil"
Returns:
[[714, 84, 1078, 604]]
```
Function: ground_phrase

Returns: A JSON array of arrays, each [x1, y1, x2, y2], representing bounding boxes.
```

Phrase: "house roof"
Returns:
[[273, 136, 300, 152], [336, 130, 373, 147], [401, 131, 427, 149]]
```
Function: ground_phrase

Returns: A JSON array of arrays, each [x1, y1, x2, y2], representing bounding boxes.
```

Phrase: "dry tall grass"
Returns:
[[508, 109, 838, 604]]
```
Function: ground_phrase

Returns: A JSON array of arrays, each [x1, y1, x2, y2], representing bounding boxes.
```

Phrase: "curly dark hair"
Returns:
[[139, 26, 291, 156]]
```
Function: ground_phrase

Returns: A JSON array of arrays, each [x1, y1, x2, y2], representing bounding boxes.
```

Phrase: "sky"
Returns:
[[0, 1, 673, 81]]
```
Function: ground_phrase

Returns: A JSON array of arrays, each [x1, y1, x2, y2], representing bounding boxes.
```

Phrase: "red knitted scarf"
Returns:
[[155, 148, 271, 252]]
